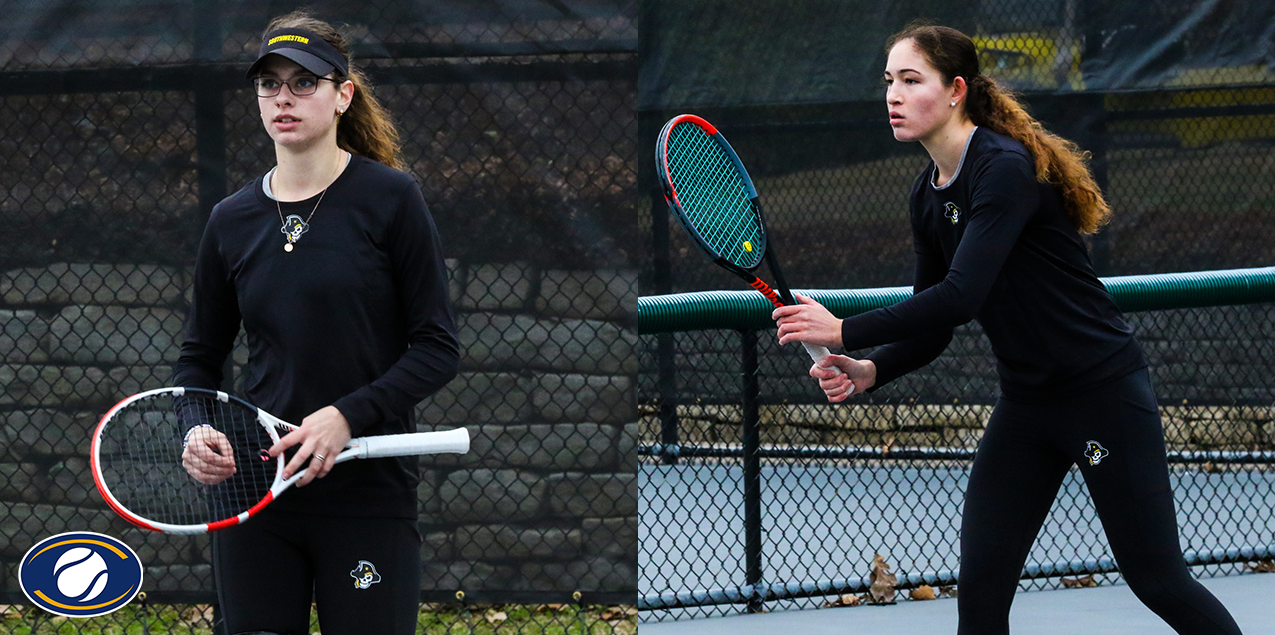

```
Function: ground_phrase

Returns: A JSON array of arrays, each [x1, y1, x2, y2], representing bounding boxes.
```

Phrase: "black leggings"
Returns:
[[957, 368, 1242, 634], [212, 507, 421, 635]]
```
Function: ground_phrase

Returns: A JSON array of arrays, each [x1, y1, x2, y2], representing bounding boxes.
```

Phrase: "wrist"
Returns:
[[182, 424, 213, 449], [859, 359, 877, 390]]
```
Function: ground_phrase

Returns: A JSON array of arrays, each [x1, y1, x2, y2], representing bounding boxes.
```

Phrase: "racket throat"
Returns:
[[762, 248, 798, 306], [749, 278, 785, 308]]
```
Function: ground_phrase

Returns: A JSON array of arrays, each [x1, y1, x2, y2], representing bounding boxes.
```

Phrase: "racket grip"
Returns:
[[802, 342, 844, 378], [362, 428, 470, 458]]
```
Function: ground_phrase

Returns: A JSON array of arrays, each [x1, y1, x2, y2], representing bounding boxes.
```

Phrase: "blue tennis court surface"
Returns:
[[641, 463, 1275, 615], [640, 573, 1275, 634]]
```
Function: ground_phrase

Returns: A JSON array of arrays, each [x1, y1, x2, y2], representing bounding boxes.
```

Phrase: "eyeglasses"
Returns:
[[252, 75, 339, 98]]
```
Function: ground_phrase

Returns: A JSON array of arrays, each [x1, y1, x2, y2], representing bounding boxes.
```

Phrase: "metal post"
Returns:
[[658, 333, 680, 465], [653, 190, 680, 463], [1088, 94, 1111, 275], [1079, 7, 1112, 275], [192, 0, 226, 224], [192, 0, 230, 390], [741, 329, 763, 612]]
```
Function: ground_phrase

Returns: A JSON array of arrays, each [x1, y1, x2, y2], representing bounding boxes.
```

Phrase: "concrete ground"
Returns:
[[640, 573, 1275, 635]]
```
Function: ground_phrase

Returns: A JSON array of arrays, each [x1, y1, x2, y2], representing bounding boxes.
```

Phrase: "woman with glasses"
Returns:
[[173, 10, 458, 635]]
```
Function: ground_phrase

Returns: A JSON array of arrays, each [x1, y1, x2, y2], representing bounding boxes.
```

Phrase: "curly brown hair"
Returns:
[[887, 23, 1111, 234], [264, 10, 404, 170]]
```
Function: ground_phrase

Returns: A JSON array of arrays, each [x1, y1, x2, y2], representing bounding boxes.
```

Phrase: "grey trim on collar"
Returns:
[[262, 152, 351, 200], [262, 167, 278, 199], [931, 126, 979, 191]]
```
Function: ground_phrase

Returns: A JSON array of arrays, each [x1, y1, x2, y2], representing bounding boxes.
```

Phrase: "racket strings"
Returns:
[[96, 393, 276, 527], [670, 127, 751, 253], [666, 123, 765, 268]]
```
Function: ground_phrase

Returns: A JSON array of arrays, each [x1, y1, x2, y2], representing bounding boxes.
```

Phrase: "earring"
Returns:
[[950, 101, 957, 107]]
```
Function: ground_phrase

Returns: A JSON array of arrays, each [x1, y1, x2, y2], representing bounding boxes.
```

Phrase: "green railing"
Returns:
[[639, 266, 1275, 334], [638, 266, 1275, 616]]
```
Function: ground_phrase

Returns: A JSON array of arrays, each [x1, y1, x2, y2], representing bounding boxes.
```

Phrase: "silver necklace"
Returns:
[[275, 153, 345, 253]]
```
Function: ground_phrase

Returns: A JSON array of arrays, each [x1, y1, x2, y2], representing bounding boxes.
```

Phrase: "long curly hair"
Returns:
[[887, 23, 1110, 234]]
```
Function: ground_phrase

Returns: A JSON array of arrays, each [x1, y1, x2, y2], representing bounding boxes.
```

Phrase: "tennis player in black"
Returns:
[[773, 25, 1243, 635], [173, 11, 458, 635]]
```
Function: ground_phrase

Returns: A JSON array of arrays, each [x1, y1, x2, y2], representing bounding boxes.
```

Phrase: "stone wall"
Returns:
[[0, 261, 637, 596]]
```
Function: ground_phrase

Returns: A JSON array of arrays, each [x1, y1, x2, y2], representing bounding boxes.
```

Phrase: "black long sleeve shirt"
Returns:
[[845, 128, 1144, 401], [173, 154, 460, 517]]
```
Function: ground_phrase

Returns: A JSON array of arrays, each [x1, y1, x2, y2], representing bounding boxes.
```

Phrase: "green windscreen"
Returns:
[[665, 121, 765, 269]]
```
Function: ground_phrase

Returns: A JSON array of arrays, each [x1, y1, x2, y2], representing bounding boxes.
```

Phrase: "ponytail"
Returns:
[[888, 23, 1111, 234], [335, 65, 405, 171], [964, 74, 1110, 234]]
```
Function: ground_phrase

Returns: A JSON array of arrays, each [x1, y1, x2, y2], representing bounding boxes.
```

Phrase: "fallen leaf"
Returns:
[[178, 605, 214, 626], [485, 610, 508, 625], [1246, 559, 1275, 573], [598, 608, 628, 620], [821, 593, 861, 608], [868, 553, 898, 604], [909, 585, 936, 601], [938, 585, 958, 598], [1061, 575, 1097, 588]]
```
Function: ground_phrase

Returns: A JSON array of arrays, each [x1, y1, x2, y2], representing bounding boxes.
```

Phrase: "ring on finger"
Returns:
[[313, 454, 326, 462]]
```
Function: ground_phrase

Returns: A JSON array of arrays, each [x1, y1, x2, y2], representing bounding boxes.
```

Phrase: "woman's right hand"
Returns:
[[181, 427, 237, 485], [811, 355, 876, 403]]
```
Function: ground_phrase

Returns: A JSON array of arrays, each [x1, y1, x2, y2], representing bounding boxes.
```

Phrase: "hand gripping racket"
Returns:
[[90, 387, 469, 535], [656, 114, 844, 379]]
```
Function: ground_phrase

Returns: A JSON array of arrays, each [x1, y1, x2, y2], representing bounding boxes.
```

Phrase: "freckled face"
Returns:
[[884, 40, 954, 143]]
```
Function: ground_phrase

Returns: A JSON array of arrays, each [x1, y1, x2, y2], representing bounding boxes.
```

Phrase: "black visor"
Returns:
[[246, 28, 349, 79]]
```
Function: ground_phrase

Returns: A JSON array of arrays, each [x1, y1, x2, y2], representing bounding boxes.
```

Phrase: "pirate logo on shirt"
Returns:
[[350, 560, 382, 589], [280, 214, 310, 244], [1084, 440, 1109, 466], [943, 202, 961, 225]]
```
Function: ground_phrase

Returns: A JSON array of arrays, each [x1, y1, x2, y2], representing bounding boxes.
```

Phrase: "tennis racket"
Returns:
[[90, 387, 469, 535], [656, 114, 844, 379]]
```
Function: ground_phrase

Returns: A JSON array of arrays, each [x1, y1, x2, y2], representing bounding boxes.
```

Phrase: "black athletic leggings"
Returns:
[[957, 368, 1242, 634], [212, 507, 421, 635]]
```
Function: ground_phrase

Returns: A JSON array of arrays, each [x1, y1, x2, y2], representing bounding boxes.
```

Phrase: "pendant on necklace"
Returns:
[[284, 243, 294, 253], [279, 214, 310, 250]]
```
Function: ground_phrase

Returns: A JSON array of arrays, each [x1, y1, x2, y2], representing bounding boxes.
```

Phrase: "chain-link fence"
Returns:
[[638, 276, 1275, 620], [637, 0, 1275, 622], [0, 1, 637, 633], [640, 0, 1275, 295]]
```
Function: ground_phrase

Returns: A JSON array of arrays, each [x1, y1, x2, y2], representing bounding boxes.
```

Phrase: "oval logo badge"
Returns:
[[18, 532, 144, 618]]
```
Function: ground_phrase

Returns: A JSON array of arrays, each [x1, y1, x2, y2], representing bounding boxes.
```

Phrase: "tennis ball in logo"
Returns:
[[54, 547, 109, 602], [743, 241, 753, 252]]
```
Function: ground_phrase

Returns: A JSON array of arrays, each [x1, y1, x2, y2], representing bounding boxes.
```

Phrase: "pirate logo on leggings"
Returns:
[[1084, 440, 1109, 466], [350, 560, 381, 589]]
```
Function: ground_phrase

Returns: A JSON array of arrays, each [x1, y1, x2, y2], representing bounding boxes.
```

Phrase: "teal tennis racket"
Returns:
[[656, 114, 841, 377]]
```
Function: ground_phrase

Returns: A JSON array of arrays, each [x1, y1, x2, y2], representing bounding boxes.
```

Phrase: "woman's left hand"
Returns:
[[268, 405, 352, 486], [773, 295, 843, 349]]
